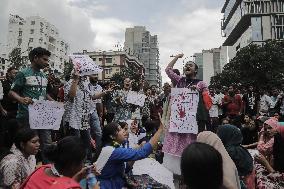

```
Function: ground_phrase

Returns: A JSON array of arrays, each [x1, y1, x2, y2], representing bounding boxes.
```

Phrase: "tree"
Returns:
[[8, 48, 22, 69], [210, 40, 284, 90]]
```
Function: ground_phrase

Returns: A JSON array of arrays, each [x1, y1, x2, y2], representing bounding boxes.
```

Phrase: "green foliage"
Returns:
[[210, 40, 284, 89], [8, 48, 22, 69]]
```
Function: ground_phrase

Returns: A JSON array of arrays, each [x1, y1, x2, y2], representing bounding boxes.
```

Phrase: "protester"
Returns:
[[209, 87, 222, 132], [258, 89, 275, 116], [8, 47, 53, 163], [0, 67, 18, 120], [197, 131, 241, 189], [163, 53, 211, 177], [111, 77, 133, 122], [254, 126, 284, 188], [242, 86, 258, 117], [95, 114, 164, 189], [222, 85, 243, 128], [89, 74, 103, 152], [0, 128, 39, 188], [20, 136, 99, 189], [181, 142, 223, 189], [257, 118, 279, 164], [64, 69, 110, 161], [217, 125, 254, 189], [241, 115, 258, 148]]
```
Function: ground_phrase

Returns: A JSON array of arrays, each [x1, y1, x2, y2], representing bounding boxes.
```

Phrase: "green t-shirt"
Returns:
[[11, 67, 48, 118]]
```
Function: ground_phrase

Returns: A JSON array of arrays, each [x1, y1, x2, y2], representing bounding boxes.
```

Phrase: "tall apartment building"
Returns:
[[76, 50, 144, 82], [221, 0, 284, 59], [193, 47, 228, 85], [124, 26, 161, 87], [5, 14, 69, 74]]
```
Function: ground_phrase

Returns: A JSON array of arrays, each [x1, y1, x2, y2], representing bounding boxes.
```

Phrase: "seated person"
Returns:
[[197, 131, 241, 189], [20, 136, 99, 189], [0, 128, 39, 188], [241, 115, 258, 148], [181, 142, 223, 189], [254, 126, 284, 189], [96, 117, 164, 189], [257, 118, 279, 164], [217, 124, 254, 189]]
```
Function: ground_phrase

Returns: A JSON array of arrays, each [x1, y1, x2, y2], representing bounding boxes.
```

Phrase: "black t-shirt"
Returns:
[[0, 80, 18, 113]]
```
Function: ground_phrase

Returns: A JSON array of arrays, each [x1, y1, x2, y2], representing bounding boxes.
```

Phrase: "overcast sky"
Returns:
[[0, 0, 225, 83]]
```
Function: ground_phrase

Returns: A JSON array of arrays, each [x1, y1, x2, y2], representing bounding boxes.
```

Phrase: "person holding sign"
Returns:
[[162, 54, 212, 178], [8, 47, 54, 164], [64, 68, 112, 161]]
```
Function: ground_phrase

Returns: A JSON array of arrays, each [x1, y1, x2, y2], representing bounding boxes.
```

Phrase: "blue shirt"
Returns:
[[98, 143, 153, 189]]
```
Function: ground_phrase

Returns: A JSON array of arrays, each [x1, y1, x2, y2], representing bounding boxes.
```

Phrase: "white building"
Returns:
[[221, 0, 284, 60], [5, 14, 69, 74], [194, 47, 228, 85], [124, 26, 161, 87], [75, 50, 145, 82]]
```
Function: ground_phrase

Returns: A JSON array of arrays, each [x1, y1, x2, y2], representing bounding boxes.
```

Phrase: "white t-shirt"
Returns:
[[209, 94, 221, 118], [259, 94, 274, 115]]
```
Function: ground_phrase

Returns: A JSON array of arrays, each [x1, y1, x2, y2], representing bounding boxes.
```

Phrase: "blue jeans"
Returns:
[[90, 110, 102, 150]]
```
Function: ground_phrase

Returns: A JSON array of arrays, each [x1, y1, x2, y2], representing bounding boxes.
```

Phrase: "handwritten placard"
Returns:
[[133, 158, 174, 189], [28, 100, 65, 130], [69, 55, 103, 76], [126, 91, 146, 107], [169, 88, 199, 134]]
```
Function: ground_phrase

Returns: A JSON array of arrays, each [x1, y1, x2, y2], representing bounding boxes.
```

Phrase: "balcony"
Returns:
[[222, 0, 275, 45]]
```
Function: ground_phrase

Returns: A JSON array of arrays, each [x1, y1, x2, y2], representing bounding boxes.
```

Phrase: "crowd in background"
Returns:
[[0, 48, 283, 189]]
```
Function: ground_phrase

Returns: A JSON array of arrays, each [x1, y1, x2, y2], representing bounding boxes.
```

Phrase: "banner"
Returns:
[[69, 54, 103, 76], [28, 100, 64, 130], [169, 88, 199, 134]]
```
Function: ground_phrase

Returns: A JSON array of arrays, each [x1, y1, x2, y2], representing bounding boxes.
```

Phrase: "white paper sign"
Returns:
[[28, 100, 65, 130], [132, 158, 174, 189], [69, 55, 103, 76], [126, 91, 146, 107], [169, 88, 199, 134]]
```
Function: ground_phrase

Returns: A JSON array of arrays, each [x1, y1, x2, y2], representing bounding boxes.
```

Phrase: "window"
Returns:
[[106, 58, 112, 63], [39, 38, 43, 44], [19, 31, 22, 36], [19, 22, 23, 25], [40, 28, 43, 33], [29, 38, 33, 43], [99, 58, 102, 61], [28, 47, 33, 52], [105, 68, 113, 74], [116, 68, 119, 71], [40, 22, 44, 27], [31, 21, 35, 25], [92, 58, 96, 61], [30, 29, 34, 34], [18, 38, 22, 46]]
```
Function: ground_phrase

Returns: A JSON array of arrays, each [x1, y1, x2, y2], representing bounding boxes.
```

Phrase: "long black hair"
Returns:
[[14, 128, 38, 151], [101, 122, 120, 146], [0, 128, 37, 161], [181, 142, 223, 189], [273, 133, 284, 172], [44, 136, 86, 171]]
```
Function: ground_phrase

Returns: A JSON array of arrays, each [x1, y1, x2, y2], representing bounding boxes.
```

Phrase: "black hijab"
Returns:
[[217, 124, 253, 176]]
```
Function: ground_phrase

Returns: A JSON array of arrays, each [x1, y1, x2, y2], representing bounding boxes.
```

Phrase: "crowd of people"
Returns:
[[0, 47, 283, 189]]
